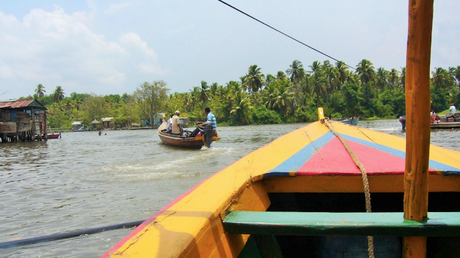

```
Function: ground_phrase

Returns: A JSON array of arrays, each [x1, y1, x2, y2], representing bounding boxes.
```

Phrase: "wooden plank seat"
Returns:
[[223, 211, 460, 237]]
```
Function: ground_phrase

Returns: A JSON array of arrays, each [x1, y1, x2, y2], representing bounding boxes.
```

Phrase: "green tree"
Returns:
[[35, 84, 46, 98], [134, 80, 170, 127], [53, 86, 65, 103], [286, 60, 305, 85], [245, 65, 265, 93]]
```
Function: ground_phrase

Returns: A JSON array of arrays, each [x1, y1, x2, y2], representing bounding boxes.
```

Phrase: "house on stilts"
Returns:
[[0, 99, 48, 143]]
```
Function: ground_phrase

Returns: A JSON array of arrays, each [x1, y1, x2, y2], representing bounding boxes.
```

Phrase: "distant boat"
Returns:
[[47, 132, 61, 139], [157, 122, 220, 149], [340, 116, 360, 125], [399, 114, 460, 130]]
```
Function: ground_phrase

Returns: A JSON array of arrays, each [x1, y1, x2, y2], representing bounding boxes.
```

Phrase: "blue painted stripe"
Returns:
[[341, 134, 460, 174], [265, 132, 335, 177]]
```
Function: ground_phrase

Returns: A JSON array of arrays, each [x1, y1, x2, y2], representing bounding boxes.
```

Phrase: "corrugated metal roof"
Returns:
[[0, 99, 44, 109]]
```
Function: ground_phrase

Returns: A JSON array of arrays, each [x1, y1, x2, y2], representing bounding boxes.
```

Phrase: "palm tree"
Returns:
[[375, 67, 389, 92], [229, 90, 252, 125], [400, 67, 406, 90], [35, 84, 46, 98], [245, 65, 265, 93], [286, 60, 305, 85], [199, 80, 210, 109], [271, 80, 294, 117], [388, 69, 400, 89], [356, 59, 375, 85], [53, 86, 65, 103], [336, 61, 349, 87], [432, 67, 455, 89], [309, 61, 327, 106], [276, 71, 288, 81]]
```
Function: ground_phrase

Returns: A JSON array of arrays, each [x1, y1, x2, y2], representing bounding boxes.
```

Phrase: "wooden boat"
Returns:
[[47, 132, 61, 139], [400, 115, 460, 130], [340, 116, 360, 125], [103, 108, 460, 258], [157, 122, 220, 149], [431, 121, 460, 129], [103, 1, 460, 257]]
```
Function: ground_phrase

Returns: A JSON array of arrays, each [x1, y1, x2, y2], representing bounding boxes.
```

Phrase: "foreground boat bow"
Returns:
[[103, 113, 460, 257]]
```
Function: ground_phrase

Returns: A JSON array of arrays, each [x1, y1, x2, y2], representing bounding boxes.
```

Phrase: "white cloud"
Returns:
[[119, 32, 157, 58], [0, 5, 165, 98], [104, 2, 132, 14]]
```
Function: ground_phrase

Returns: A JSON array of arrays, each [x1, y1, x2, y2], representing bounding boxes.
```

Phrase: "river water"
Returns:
[[1, 120, 460, 257]]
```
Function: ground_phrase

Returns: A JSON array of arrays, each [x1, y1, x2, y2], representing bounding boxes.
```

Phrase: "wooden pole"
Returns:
[[403, 0, 433, 257]]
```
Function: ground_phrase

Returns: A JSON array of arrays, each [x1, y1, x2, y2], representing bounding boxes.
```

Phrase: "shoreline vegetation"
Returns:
[[22, 59, 460, 131]]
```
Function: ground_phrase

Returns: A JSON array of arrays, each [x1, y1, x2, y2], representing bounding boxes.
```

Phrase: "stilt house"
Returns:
[[0, 99, 48, 142]]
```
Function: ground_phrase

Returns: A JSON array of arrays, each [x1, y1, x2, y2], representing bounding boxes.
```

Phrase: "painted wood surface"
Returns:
[[224, 211, 460, 236], [403, 0, 434, 256], [102, 119, 460, 258]]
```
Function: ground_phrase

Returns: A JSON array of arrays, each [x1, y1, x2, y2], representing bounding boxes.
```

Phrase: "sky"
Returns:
[[0, 0, 459, 100]]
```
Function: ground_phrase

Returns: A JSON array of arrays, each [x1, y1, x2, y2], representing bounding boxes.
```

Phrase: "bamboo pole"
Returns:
[[403, 0, 433, 257]]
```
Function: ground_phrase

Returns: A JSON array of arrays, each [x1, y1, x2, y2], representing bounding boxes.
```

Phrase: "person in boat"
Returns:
[[430, 109, 439, 124], [189, 107, 217, 137], [171, 111, 183, 135], [450, 103, 457, 114], [166, 114, 173, 133]]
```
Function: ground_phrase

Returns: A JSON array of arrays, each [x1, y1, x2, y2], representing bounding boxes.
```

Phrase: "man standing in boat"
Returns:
[[171, 111, 183, 135]]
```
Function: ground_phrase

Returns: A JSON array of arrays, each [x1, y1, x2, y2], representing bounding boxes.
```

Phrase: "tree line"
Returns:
[[26, 59, 460, 129]]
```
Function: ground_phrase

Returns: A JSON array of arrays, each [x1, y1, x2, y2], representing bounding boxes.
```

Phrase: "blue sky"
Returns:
[[1, 0, 459, 100]]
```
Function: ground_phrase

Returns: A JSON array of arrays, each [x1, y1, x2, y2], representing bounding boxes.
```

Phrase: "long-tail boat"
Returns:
[[157, 122, 220, 149], [103, 0, 460, 257]]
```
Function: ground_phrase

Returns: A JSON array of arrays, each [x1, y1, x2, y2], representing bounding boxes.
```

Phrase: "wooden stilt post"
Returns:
[[403, 0, 434, 257]]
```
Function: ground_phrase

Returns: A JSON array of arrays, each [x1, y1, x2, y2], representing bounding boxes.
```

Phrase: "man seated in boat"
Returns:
[[171, 111, 183, 135], [166, 114, 173, 133], [430, 109, 440, 124], [188, 107, 218, 137]]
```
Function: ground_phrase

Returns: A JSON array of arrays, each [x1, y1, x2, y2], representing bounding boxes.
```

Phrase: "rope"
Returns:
[[0, 220, 144, 249], [322, 119, 375, 258]]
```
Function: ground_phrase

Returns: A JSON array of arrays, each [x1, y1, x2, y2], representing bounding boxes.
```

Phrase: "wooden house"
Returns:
[[0, 99, 48, 142]]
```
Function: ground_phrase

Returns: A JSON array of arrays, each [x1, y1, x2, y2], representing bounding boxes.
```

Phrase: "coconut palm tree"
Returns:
[[199, 80, 210, 109], [229, 90, 252, 125], [375, 67, 389, 92], [35, 84, 46, 98], [53, 86, 65, 103], [245, 65, 265, 93], [388, 69, 400, 89], [336, 61, 349, 87], [286, 60, 305, 85], [356, 59, 375, 85]]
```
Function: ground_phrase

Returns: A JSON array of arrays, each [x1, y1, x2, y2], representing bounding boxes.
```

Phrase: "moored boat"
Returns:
[[157, 122, 220, 149], [47, 132, 61, 139]]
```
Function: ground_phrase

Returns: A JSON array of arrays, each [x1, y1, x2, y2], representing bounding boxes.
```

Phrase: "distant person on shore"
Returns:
[[166, 114, 173, 133], [450, 103, 457, 114], [171, 111, 183, 135]]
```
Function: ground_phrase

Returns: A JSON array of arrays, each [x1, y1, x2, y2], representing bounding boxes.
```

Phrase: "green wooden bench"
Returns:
[[223, 211, 460, 236]]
